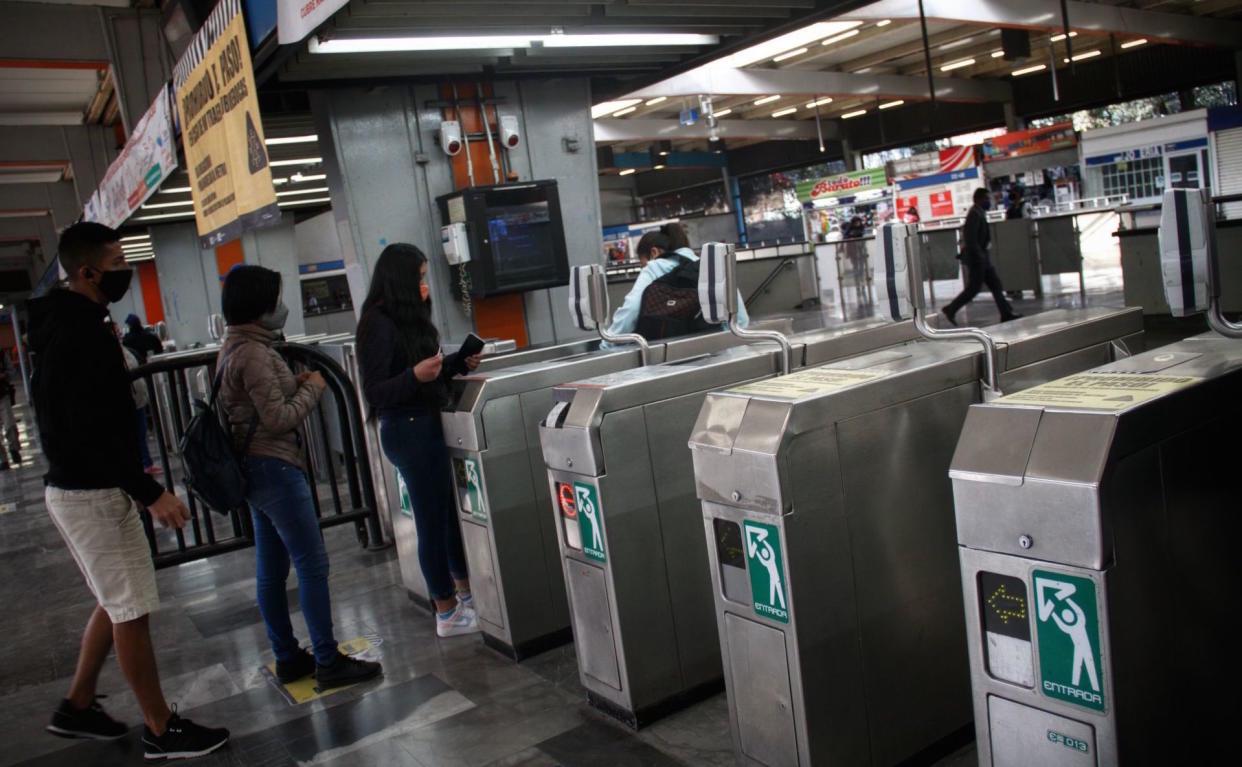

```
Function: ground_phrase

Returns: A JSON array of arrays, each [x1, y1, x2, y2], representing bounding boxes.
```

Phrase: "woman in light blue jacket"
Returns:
[[605, 223, 749, 344]]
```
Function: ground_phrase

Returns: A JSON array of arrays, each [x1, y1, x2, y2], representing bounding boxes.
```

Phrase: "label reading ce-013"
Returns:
[[996, 372, 1200, 411]]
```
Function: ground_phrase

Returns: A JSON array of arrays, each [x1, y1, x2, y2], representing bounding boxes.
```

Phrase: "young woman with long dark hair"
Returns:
[[218, 265, 382, 689], [355, 244, 483, 637]]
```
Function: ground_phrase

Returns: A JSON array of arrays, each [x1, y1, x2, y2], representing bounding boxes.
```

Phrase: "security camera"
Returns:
[[440, 121, 463, 156], [500, 115, 521, 150]]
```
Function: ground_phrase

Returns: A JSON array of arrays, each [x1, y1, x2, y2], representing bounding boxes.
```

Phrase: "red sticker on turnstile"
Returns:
[[557, 482, 577, 519]]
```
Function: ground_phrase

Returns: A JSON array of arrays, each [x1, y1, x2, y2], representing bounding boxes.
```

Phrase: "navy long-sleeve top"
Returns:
[[355, 307, 467, 417]]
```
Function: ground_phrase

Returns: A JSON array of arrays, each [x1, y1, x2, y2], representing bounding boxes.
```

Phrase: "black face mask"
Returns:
[[95, 268, 134, 304]]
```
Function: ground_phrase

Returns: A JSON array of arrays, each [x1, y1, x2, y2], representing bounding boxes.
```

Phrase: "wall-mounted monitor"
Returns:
[[436, 180, 570, 298]]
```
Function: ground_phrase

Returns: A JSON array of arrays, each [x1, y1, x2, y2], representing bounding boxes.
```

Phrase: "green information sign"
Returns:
[[574, 482, 605, 563], [395, 468, 412, 519], [743, 521, 789, 623], [455, 457, 487, 522], [1033, 570, 1105, 711]]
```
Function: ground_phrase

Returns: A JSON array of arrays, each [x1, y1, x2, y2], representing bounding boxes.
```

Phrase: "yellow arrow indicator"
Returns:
[[988, 584, 1027, 624]]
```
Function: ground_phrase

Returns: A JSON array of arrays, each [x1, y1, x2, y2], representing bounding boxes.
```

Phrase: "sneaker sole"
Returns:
[[46, 724, 127, 741], [436, 623, 482, 638], [315, 666, 383, 691], [143, 737, 229, 762]]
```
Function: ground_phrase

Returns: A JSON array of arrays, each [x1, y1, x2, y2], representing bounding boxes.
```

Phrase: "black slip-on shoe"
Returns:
[[141, 711, 229, 762], [46, 696, 128, 740], [275, 647, 316, 684], [315, 654, 382, 690]]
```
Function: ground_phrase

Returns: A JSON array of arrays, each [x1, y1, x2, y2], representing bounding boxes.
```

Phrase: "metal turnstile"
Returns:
[[538, 317, 922, 726], [338, 336, 589, 606], [687, 306, 1144, 766], [440, 321, 797, 660], [950, 335, 1241, 765]]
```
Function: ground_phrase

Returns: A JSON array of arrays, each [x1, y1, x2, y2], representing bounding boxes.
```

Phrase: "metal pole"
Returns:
[[451, 83, 475, 187], [1049, 41, 1060, 102], [917, 0, 937, 111], [722, 251, 792, 374], [476, 82, 501, 185], [9, 308, 31, 408]]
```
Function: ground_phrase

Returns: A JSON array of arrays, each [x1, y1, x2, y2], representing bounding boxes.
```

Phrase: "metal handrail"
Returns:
[[131, 342, 385, 569]]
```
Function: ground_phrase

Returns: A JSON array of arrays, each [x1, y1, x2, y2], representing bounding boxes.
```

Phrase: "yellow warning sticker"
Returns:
[[264, 636, 382, 705], [0, 503, 14, 515], [995, 372, 1201, 411], [729, 368, 888, 400]]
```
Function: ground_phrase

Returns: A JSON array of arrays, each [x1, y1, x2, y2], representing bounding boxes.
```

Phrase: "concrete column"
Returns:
[[841, 138, 856, 170], [150, 222, 217, 348], [1003, 101, 1025, 132], [242, 215, 306, 337], [99, 8, 171, 135], [313, 78, 603, 345]]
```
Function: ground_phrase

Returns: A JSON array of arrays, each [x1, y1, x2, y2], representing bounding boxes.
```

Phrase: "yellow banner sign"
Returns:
[[995, 372, 1201, 411], [729, 368, 888, 400], [175, 10, 279, 248]]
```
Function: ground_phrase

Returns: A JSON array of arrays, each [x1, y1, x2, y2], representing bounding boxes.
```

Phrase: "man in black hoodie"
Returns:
[[29, 222, 229, 761]]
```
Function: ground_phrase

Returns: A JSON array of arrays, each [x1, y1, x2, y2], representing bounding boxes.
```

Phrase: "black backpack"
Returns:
[[178, 346, 258, 516], [635, 255, 712, 341]]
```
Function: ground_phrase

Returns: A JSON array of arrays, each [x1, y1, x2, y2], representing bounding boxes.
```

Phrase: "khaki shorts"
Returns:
[[46, 487, 159, 623]]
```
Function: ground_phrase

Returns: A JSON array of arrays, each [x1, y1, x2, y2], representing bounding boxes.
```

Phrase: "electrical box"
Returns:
[[442, 222, 471, 265], [435, 180, 570, 298]]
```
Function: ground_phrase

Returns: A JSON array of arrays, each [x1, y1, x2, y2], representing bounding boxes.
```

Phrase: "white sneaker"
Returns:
[[436, 604, 481, 638]]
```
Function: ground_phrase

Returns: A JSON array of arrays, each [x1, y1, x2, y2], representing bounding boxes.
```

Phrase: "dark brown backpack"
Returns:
[[635, 255, 712, 341]]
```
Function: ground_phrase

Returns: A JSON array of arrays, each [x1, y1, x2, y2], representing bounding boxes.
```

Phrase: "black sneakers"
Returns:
[[46, 697, 127, 740], [315, 653, 382, 690], [275, 647, 316, 684], [141, 710, 229, 762], [941, 307, 958, 327]]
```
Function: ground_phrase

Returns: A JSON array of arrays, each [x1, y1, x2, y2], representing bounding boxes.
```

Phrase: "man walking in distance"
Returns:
[[942, 188, 1022, 326], [29, 222, 230, 761]]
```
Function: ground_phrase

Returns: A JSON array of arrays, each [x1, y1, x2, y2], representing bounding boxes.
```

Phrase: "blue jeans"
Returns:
[[245, 456, 339, 666], [379, 412, 468, 602], [136, 407, 153, 469]]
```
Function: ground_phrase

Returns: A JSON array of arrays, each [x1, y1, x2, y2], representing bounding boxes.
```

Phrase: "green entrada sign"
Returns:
[[574, 482, 605, 563], [743, 521, 789, 623], [395, 468, 412, 518], [457, 457, 486, 522], [1033, 570, 1105, 711]]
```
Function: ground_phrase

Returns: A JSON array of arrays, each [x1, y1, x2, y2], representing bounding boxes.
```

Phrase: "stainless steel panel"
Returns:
[[564, 559, 622, 692], [1034, 216, 1082, 276], [724, 614, 799, 767], [460, 519, 504, 631], [990, 219, 1039, 294], [988, 697, 1096, 767]]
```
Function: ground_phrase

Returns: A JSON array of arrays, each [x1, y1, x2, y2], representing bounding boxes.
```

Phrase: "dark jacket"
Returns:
[[355, 307, 467, 417], [27, 289, 163, 506], [123, 328, 163, 364], [217, 324, 321, 470], [961, 204, 991, 263]]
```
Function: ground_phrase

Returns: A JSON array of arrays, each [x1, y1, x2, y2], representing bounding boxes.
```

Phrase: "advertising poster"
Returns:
[[795, 169, 889, 204], [173, 0, 280, 248], [84, 89, 177, 228], [983, 123, 1077, 162]]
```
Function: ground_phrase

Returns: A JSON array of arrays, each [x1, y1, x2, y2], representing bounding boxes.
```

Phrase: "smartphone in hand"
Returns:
[[459, 333, 486, 359]]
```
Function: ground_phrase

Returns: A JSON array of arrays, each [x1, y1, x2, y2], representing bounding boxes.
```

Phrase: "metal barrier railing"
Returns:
[[133, 343, 385, 569]]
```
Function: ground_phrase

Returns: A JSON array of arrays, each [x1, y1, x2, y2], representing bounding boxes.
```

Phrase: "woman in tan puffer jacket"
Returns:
[[217, 265, 381, 691]]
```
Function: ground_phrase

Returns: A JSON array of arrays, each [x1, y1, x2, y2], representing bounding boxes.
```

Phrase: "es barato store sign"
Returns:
[[795, 169, 889, 203], [172, 0, 280, 249]]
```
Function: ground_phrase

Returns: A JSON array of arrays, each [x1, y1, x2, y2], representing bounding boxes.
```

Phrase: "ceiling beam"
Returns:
[[850, 0, 1242, 48], [594, 117, 827, 142], [624, 66, 1012, 103]]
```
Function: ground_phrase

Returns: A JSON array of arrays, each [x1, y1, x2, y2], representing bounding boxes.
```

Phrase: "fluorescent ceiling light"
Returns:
[[158, 186, 191, 194], [120, 234, 150, 242], [713, 21, 860, 68], [853, 67, 872, 74], [592, 99, 640, 118], [841, 109, 867, 119], [273, 177, 289, 185], [653, 164, 665, 170], [939, 36, 974, 51], [991, 50, 1005, 58], [714, 108, 733, 117], [1067, 50, 1101, 62], [276, 187, 330, 198], [309, 33, 716, 55], [269, 157, 322, 167], [806, 97, 834, 108], [290, 173, 327, 183], [278, 197, 331, 207], [1012, 63, 1047, 76], [879, 100, 904, 110], [123, 251, 154, 259], [644, 96, 667, 106], [773, 47, 807, 63], [754, 95, 780, 105], [1050, 32, 1078, 42], [539, 33, 717, 48], [940, 58, 975, 72], [125, 255, 154, 263], [618, 168, 636, 176], [122, 247, 153, 255], [612, 106, 637, 116], [265, 135, 317, 146], [140, 199, 195, 210], [772, 107, 797, 117], [1120, 38, 1147, 49], [133, 211, 196, 222], [821, 29, 860, 46], [875, 20, 891, 27]]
